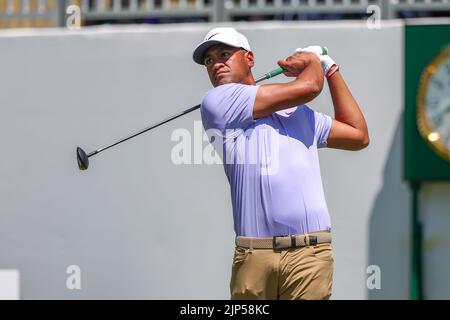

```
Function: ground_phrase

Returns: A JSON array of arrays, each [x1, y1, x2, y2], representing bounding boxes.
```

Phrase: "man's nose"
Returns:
[[212, 61, 225, 72]]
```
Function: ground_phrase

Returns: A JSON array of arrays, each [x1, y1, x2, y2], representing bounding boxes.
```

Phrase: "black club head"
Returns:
[[77, 147, 89, 171]]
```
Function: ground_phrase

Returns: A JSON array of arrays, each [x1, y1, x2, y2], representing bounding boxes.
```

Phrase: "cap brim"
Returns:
[[192, 40, 240, 65]]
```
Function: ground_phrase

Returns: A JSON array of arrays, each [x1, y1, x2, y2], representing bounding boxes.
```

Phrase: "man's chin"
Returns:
[[213, 78, 233, 87]]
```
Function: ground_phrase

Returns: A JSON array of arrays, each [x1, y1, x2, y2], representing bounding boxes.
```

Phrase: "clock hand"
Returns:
[[431, 113, 443, 128], [429, 102, 450, 127]]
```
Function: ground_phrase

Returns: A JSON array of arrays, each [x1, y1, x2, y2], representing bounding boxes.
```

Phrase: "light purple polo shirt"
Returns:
[[201, 83, 332, 237]]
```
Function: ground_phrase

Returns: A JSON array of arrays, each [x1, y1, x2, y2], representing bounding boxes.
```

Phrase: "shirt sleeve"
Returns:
[[313, 109, 332, 148], [200, 83, 258, 135]]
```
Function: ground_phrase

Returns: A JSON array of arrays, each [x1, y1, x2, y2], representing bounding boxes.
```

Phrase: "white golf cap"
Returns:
[[193, 27, 251, 65]]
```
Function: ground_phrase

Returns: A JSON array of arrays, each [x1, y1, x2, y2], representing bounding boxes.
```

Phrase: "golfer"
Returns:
[[193, 27, 369, 300]]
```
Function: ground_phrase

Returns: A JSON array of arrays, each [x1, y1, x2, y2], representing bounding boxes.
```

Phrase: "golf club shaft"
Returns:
[[89, 104, 201, 157], [88, 67, 285, 158]]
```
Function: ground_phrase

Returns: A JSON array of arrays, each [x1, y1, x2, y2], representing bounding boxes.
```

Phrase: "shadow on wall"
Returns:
[[368, 112, 411, 299]]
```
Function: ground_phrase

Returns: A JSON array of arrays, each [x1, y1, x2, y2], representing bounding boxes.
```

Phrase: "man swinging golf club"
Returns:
[[194, 27, 369, 300]]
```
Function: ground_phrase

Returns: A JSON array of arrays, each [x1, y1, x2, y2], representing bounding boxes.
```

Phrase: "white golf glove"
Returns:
[[295, 45, 327, 57], [295, 46, 339, 78]]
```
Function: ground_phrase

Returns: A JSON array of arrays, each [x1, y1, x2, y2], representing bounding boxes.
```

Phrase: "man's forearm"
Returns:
[[327, 70, 368, 134], [254, 53, 324, 119], [295, 57, 324, 99]]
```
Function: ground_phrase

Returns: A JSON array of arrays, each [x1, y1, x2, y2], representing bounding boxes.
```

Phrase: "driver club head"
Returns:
[[77, 147, 89, 171]]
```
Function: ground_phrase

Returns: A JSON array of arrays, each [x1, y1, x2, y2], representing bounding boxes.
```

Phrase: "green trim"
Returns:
[[265, 67, 284, 79]]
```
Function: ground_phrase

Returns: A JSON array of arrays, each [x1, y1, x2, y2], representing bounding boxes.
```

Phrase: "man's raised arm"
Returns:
[[253, 52, 324, 119], [326, 67, 370, 151]]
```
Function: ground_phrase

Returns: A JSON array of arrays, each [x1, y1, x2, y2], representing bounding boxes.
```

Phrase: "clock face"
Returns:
[[417, 47, 450, 162]]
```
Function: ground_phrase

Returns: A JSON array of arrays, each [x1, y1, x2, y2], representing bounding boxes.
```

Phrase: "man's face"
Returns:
[[203, 44, 254, 87]]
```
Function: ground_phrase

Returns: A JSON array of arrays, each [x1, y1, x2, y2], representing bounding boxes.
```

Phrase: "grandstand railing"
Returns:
[[0, 0, 449, 28], [0, 0, 62, 28]]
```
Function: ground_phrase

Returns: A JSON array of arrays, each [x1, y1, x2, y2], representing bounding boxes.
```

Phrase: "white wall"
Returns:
[[0, 20, 435, 299]]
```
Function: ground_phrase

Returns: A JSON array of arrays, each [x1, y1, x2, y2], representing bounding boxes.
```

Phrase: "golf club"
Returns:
[[76, 47, 329, 171]]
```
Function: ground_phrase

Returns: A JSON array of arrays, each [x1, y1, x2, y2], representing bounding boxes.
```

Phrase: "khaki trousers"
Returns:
[[230, 243, 333, 300]]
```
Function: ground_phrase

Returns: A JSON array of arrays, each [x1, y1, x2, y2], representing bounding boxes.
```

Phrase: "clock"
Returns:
[[405, 24, 450, 181], [416, 46, 450, 162]]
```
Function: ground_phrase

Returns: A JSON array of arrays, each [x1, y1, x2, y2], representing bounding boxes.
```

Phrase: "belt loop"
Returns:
[[248, 238, 254, 253], [290, 235, 296, 248], [309, 235, 318, 246], [304, 232, 309, 246]]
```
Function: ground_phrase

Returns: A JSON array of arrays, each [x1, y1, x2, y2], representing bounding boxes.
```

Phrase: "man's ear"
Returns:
[[245, 51, 255, 68]]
